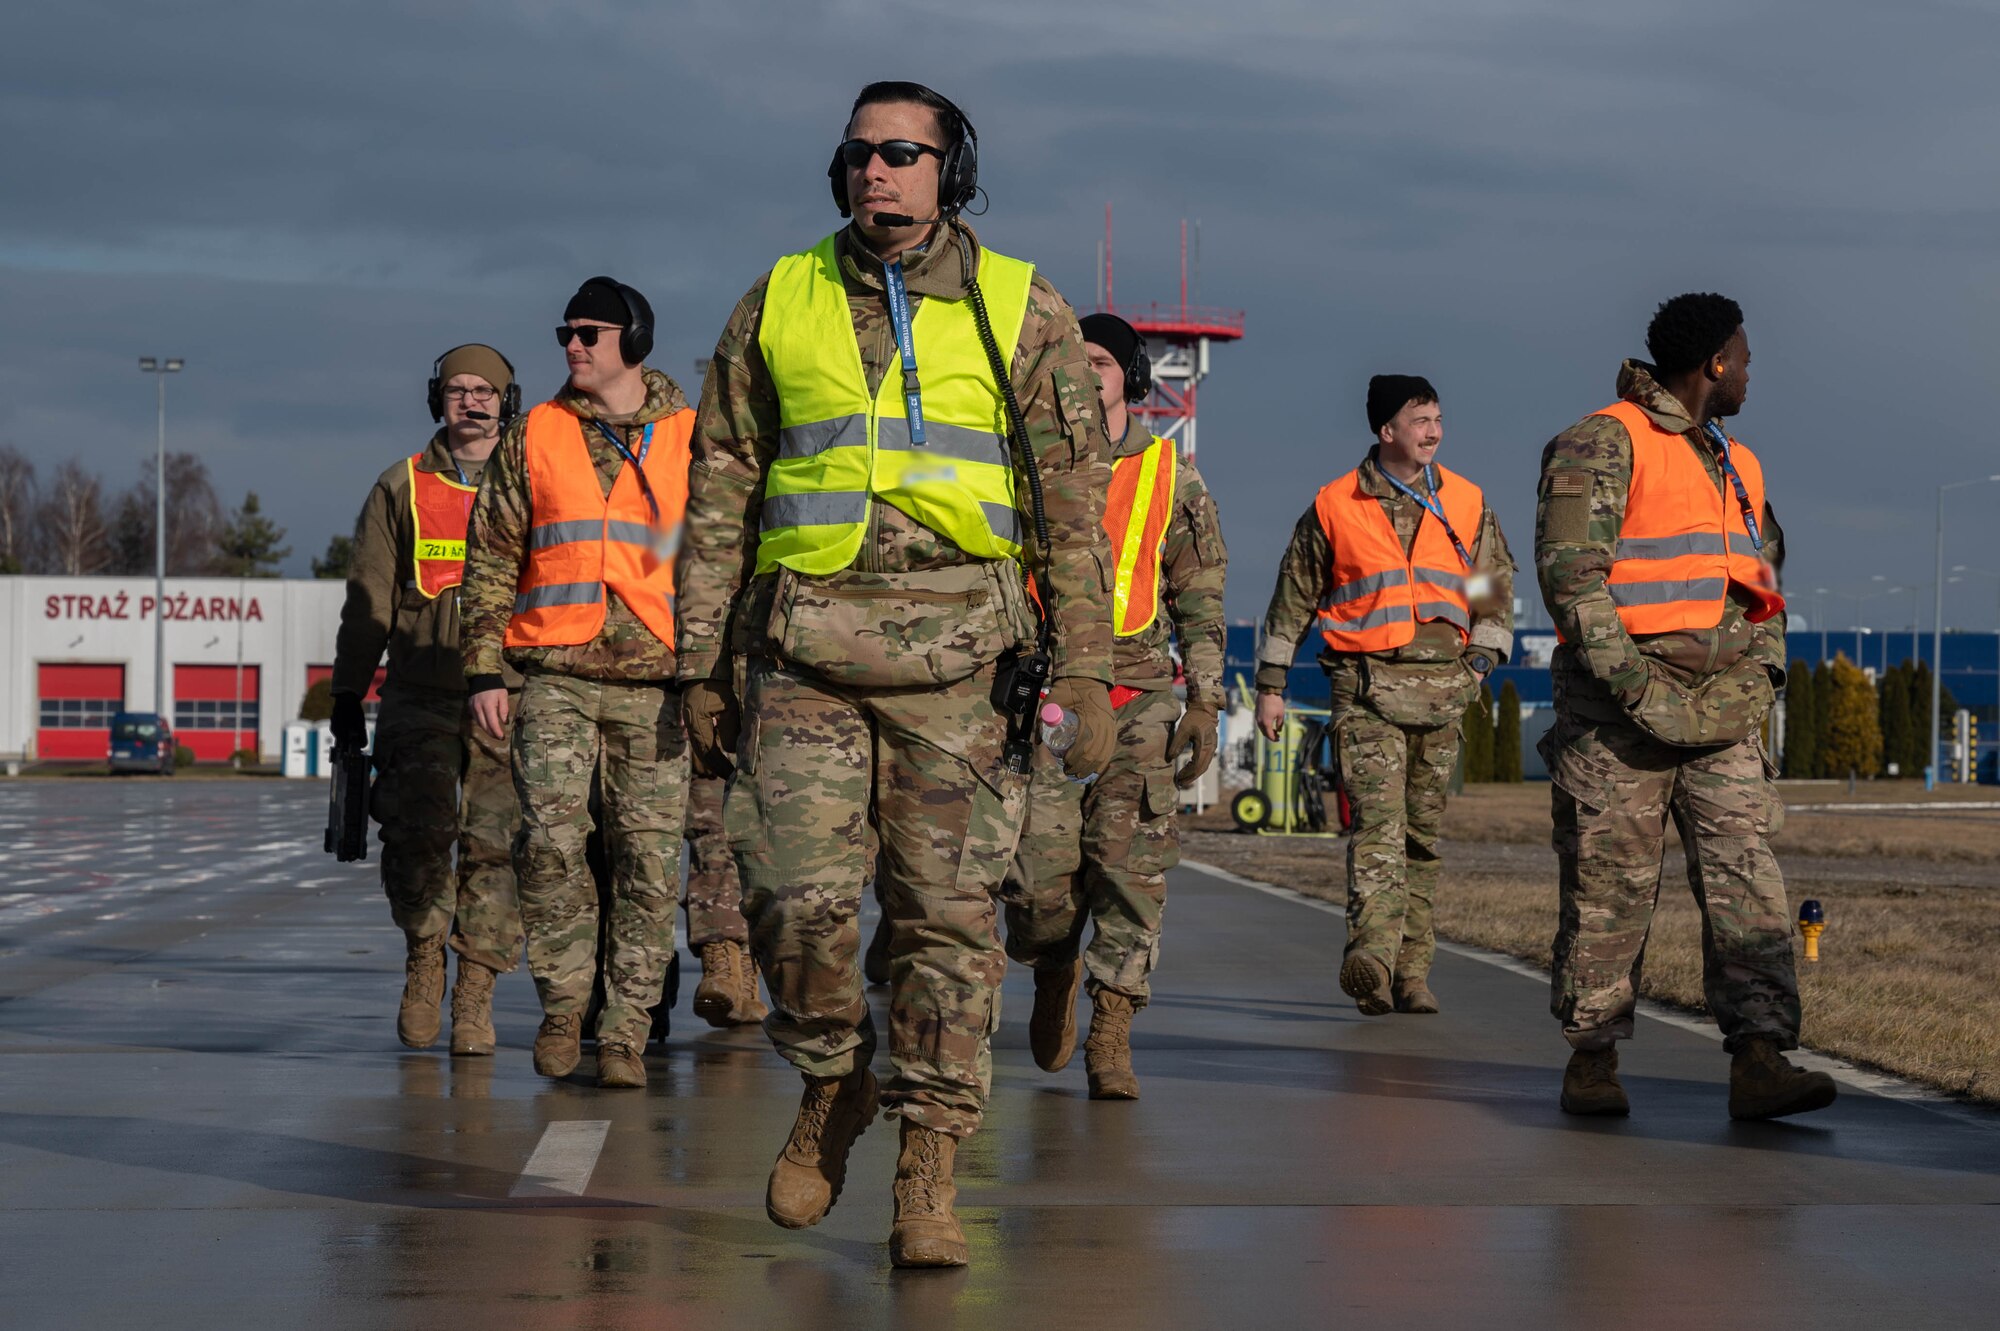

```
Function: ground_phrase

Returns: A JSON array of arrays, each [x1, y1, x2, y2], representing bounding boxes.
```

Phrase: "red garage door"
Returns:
[[37, 663, 127, 760], [174, 664, 261, 762]]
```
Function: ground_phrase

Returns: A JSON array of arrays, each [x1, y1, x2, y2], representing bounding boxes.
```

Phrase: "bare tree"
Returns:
[[110, 451, 224, 575], [0, 445, 35, 573], [33, 460, 111, 574]]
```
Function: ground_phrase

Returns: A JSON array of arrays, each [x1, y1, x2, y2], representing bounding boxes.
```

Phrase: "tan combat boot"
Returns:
[[889, 1121, 967, 1269], [863, 913, 892, 987], [1028, 958, 1083, 1072], [397, 933, 448, 1049], [1084, 989, 1140, 1100], [694, 941, 740, 1029], [767, 1067, 880, 1229], [1728, 1037, 1837, 1120], [1339, 951, 1393, 1016], [532, 1012, 582, 1078], [1393, 977, 1440, 1015], [449, 958, 498, 1056], [732, 943, 770, 1025], [597, 1040, 646, 1089], [1560, 1047, 1630, 1117]]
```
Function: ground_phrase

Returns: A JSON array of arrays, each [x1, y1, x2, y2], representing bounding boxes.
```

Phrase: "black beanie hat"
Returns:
[[564, 277, 650, 329], [1079, 313, 1143, 376], [1366, 374, 1438, 434]]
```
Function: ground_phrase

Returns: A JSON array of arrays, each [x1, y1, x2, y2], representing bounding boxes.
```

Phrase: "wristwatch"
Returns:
[[1467, 653, 1494, 677]]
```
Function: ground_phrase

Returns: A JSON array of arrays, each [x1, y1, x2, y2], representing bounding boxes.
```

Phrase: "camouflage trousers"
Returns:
[[727, 657, 1029, 1138], [369, 684, 522, 972], [1336, 696, 1460, 982], [1001, 688, 1179, 1004], [511, 671, 687, 1047], [683, 774, 748, 947], [1543, 706, 1799, 1053]]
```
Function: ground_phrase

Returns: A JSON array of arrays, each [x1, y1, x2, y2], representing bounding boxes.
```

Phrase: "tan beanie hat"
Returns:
[[436, 343, 514, 393]]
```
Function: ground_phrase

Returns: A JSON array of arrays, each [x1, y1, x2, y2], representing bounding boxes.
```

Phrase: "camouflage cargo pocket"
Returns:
[[771, 565, 1010, 688], [1130, 770, 1183, 875]]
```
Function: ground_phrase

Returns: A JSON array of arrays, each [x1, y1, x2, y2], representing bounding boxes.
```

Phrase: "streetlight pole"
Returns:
[[1930, 475, 2000, 785], [138, 357, 184, 721]]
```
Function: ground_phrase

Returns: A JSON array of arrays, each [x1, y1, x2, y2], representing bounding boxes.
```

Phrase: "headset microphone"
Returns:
[[463, 410, 494, 421], [870, 212, 937, 228]]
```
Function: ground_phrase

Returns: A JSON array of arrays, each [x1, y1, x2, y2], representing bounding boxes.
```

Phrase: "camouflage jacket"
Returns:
[[461, 368, 691, 685], [333, 431, 519, 697], [1108, 413, 1228, 702], [1535, 359, 1785, 706], [677, 220, 1115, 684], [1255, 449, 1516, 695]]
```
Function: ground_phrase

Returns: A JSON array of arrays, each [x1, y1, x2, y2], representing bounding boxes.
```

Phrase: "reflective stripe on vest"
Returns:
[[754, 233, 1034, 575], [1594, 400, 1784, 633], [407, 456, 476, 598], [1105, 435, 1178, 636], [503, 401, 692, 649], [1313, 463, 1483, 652]]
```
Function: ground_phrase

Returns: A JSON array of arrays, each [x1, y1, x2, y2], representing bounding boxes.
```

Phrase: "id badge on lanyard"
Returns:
[[1382, 463, 1490, 601], [883, 260, 927, 446], [596, 421, 673, 559]]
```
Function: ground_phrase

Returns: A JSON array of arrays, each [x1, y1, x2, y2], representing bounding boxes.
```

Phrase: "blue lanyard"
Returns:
[[596, 420, 660, 525], [1379, 462, 1474, 568], [1702, 422, 1763, 551], [882, 260, 927, 446]]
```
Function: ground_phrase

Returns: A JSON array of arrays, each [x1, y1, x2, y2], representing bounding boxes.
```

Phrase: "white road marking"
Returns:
[[1787, 801, 2000, 812], [510, 1120, 611, 1198], [1180, 857, 1999, 1130]]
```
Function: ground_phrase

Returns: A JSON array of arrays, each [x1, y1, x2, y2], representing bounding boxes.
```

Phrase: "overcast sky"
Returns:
[[5, 0, 1999, 631]]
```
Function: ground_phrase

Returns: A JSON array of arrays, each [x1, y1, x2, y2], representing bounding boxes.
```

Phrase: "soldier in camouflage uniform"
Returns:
[[1537, 292, 1833, 1121], [1256, 376, 1514, 1016], [1001, 312, 1227, 1100], [461, 278, 694, 1091], [332, 343, 524, 1056], [677, 83, 1117, 1268], [683, 772, 767, 1026]]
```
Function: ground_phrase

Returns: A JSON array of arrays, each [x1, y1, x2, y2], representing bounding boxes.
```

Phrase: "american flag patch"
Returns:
[[1548, 472, 1587, 497]]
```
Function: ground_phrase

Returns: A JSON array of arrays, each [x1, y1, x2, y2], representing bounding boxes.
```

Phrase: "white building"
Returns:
[[0, 576, 350, 763]]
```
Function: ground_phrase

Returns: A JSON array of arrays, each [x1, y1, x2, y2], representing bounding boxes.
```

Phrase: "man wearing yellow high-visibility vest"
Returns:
[[676, 81, 1117, 1269], [1001, 312, 1227, 1101]]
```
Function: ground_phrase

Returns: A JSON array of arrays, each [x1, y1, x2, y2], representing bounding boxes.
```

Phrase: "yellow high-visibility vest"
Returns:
[[755, 233, 1034, 574]]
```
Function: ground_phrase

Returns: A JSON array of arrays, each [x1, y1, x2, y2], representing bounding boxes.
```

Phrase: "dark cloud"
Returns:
[[4, 0, 1999, 632]]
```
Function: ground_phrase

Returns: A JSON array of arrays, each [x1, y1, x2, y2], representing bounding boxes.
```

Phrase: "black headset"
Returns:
[[828, 85, 980, 220], [576, 276, 654, 367], [1088, 313, 1153, 403], [428, 345, 521, 424]]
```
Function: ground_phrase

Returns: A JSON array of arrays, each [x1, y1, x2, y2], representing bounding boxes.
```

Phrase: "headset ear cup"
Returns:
[[1126, 345, 1152, 403], [829, 148, 851, 217], [427, 377, 444, 423], [501, 383, 521, 423], [624, 322, 652, 366]]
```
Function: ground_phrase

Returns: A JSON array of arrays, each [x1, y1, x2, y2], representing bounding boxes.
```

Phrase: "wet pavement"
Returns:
[[2, 781, 1997, 1329]]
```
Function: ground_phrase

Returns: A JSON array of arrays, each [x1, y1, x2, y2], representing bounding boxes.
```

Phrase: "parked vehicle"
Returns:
[[108, 712, 175, 775]]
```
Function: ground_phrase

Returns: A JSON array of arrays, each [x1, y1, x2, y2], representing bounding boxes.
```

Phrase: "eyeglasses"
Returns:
[[836, 138, 945, 170], [441, 385, 497, 402], [556, 325, 621, 348]]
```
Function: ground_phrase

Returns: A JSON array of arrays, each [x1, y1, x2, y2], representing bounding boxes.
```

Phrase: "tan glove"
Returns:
[[1045, 676, 1116, 781], [1167, 698, 1220, 788], [681, 679, 740, 779]]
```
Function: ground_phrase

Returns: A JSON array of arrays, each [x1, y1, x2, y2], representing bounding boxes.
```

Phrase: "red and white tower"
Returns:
[[1095, 205, 1244, 462]]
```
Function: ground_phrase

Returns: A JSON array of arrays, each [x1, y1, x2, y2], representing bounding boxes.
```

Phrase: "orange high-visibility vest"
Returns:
[[1314, 463, 1482, 652], [504, 401, 692, 649], [407, 457, 476, 598], [1104, 435, 1178, 636], [1596, 401, 1784, 633]]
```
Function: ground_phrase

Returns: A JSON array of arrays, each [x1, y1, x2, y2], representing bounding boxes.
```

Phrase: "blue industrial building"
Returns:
[[1224, 625, 2000, 781]]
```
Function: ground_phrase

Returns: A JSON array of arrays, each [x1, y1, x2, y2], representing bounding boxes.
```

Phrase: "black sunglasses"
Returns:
[[836, 138, 945, 170], [556, 325, 620, 348]]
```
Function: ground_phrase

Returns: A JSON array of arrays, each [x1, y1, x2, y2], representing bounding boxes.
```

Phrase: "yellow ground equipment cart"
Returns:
[[1229, 696, 1349, 837]]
